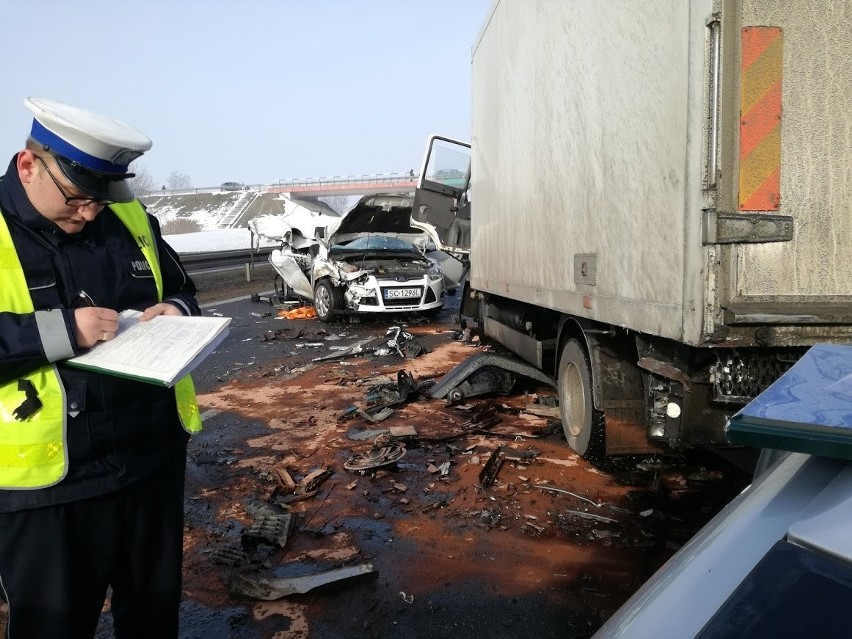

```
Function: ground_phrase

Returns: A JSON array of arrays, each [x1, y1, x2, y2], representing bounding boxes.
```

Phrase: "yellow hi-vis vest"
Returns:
[[109, 202, 201, 434], [0, 202, 200, 489]]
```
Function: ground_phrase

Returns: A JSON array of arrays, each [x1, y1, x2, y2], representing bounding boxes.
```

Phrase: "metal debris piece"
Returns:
[[372, 432, 393, 447], [344, 444, 407, 472], [210, 546, 249, 566], [536, 485, 602, 508], [565, 510, 619, 524], [278, 490, 317, 505], [479, 446, 540, 488], [458, 406, 505, 431], [273, 468, 297, 492], [347, 428, 390, 441], [244, 501, 291, 520], [358, 407, 395, 423], [400, 591, 415, 604], [299, 467, 333, 493], [364, 370, 433, 413], [242, 513, 296, 551], [311, 338, 376, 362], [384, 326, 426, 359], [229, 563, 378, 601], [479, 449, 506, 488], [336, 406, 359, 421], [296, 342, 324, 349], [430, 352, 556, 403], [388, 425, 418, 441], [523, 398, 562, 418]]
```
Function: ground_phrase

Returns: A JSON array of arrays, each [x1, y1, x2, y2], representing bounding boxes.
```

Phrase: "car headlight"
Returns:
[[428, 264, 443, 282]]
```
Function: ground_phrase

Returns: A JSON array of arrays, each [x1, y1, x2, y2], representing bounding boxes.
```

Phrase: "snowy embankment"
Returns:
[[163, 229, 272, 254]]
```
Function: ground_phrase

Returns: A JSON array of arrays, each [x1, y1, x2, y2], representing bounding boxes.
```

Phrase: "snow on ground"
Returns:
[[163, 229, 272, 253], [159, 193, 342, 253]]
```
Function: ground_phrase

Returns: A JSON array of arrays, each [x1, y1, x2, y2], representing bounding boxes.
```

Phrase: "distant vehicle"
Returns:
[[430, 168, 467, 188], [220, 181, 245, 191]]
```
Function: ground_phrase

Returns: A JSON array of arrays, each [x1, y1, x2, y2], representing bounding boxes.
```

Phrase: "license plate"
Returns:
[[384, 288, 420, 299]]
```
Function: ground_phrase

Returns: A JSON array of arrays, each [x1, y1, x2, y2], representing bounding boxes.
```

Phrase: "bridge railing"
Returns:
[[147, 172, 420, 197]]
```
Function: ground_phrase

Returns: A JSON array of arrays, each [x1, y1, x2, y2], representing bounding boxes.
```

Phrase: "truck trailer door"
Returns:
[[712, 1, 852, 337]]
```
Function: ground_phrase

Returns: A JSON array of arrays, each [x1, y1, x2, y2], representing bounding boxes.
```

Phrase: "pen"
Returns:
[[76, 290, 96, 308]]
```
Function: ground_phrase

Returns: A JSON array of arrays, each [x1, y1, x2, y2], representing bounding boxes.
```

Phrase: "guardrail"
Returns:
[[179, 247, 273, 273]]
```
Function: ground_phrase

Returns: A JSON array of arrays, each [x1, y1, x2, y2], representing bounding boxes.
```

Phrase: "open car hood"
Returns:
[[328, 193, 421, 243]]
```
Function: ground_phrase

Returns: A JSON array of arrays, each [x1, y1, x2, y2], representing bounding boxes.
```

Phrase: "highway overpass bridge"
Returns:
[[142, 173, 418, 230]]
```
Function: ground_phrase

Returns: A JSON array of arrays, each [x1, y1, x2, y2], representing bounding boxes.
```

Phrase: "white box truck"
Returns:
[[412, 0, 852, 458]]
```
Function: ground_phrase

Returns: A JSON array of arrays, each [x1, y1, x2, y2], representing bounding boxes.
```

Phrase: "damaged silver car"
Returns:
[[250, 193, 463, 322]]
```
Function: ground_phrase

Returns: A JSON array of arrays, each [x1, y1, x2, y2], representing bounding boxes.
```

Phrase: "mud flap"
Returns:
[[430, 352, 555, 403]]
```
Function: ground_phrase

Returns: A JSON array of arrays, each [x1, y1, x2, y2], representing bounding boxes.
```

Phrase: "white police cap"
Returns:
[[25, 97, 152, 203]]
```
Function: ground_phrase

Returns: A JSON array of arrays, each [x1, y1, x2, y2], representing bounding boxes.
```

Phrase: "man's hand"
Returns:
[[74, 307, 120, 349], [139, 302, 183, 321]]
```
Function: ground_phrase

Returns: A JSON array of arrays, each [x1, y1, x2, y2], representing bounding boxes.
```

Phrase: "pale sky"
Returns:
[[2, 0, 492, 189]]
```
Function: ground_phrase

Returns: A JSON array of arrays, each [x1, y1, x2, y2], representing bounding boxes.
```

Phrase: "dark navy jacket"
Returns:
[[0, 155, 199, 512]]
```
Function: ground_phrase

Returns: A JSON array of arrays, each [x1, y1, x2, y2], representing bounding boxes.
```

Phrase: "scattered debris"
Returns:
[[278, 306, 318, 320], [565, 510, 619, 525], [430, 352, 556, 404], [210, 546, 249, 566], [523, 394, 561, 418], [347, 427, 391, 441], [344, 444, 407, 472], [273, 466, 333, 504], [388, 424, 418, 442], [478, 446, 539, 488], [312, 338, 376, 363], [536, 485, 602, 508], [383, 326, 426, 359], [229, 563, 378, 601], [241, 511, 295, 551]]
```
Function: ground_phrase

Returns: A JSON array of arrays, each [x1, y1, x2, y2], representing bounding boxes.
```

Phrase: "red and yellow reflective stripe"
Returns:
[[739, 26, 783, 211]]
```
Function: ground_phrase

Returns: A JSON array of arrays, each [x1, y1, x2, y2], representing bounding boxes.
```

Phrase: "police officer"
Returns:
[[0, 98, 202, 638]]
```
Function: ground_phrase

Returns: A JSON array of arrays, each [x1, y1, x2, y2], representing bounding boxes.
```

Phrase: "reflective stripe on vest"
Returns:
[[0, 213, 68, 488], [109, 202, 201, 433]]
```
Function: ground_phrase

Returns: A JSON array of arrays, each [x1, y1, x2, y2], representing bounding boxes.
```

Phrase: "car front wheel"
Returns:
[[314, 280, 342, 322]]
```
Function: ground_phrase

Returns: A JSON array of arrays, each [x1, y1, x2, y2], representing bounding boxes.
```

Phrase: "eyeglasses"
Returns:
[[36, 156, 110, 208]]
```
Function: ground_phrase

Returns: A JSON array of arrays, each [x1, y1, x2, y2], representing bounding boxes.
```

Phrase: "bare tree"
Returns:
[[128, 162, 156, 197], [167, 171, 192, 190], [160, 218, 202, 235], [318, 195, 358, 214]]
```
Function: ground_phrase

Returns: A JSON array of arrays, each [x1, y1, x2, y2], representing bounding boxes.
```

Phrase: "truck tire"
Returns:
[[558, 339, 602, 458], [314, 280, 342, 322]]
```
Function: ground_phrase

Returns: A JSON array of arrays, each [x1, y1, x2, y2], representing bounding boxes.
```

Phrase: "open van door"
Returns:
[[411, 135, 471, 256]]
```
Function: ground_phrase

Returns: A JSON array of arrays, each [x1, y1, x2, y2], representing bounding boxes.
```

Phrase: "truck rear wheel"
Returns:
[[558, 339, 602, 458]]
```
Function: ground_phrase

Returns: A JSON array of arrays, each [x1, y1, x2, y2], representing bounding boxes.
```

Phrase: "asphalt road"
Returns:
[[88, 275, 750, 639], [0, 263, 753, 638]]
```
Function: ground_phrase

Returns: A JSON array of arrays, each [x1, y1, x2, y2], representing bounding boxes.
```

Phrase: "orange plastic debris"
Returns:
[[277, 306, 317, 320]]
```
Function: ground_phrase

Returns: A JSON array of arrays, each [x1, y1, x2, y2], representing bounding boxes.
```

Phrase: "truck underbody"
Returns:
[[464, 290, 807, 457]]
